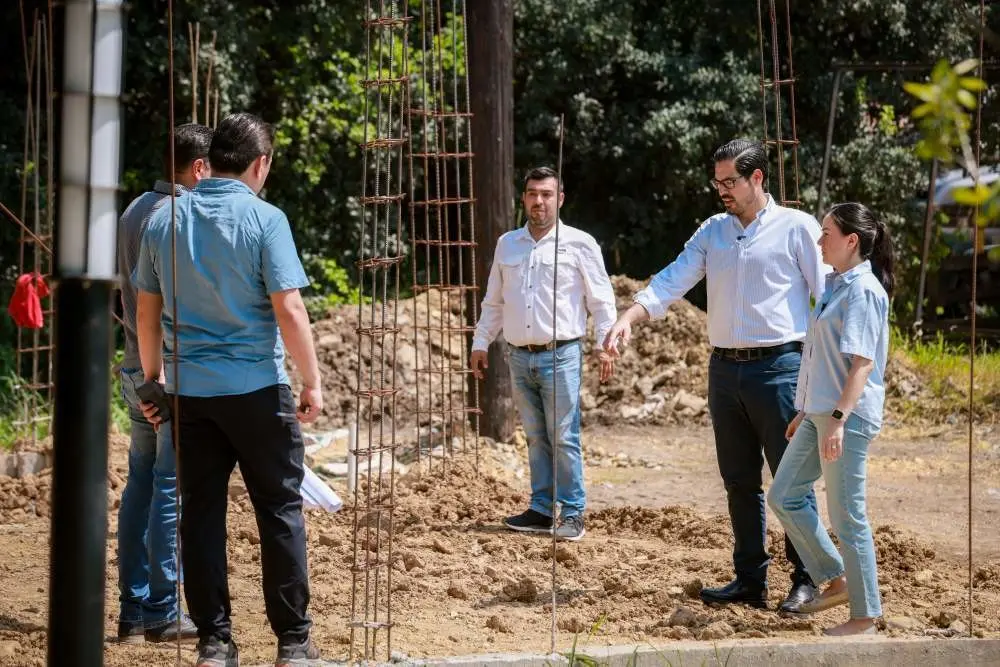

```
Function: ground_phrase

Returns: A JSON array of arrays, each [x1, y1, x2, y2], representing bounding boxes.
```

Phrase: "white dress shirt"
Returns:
[[472, 221, 617, 351], [634, 196, 831, 348]]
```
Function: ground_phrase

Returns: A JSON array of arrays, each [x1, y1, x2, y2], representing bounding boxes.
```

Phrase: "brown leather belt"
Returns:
[[511, 338, 581, 353], [711, 341, 803, 362]]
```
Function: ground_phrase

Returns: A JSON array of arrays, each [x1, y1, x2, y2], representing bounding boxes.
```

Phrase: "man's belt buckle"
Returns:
[[734, 348, 753, 361]]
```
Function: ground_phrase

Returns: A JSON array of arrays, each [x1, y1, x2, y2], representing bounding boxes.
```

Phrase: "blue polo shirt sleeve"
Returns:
[[131, 222, 161, 295], [840, 283, 885, 361], [261, 212, 310, 294]]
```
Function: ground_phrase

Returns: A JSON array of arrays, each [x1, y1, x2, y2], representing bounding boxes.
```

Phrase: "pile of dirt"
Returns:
[[0, 434, 129, 523], [293, 275, 712, 432], [578, 276, 710, 427]]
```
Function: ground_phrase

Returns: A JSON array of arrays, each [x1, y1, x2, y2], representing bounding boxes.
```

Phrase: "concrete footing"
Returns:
[[250, 637, 1000, 667]]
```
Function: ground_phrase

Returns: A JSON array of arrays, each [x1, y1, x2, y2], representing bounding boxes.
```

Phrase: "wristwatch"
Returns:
[[831, 409, 845, 422]]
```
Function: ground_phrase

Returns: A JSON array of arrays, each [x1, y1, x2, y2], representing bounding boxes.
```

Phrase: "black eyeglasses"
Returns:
[[709, 175, 747, 190]]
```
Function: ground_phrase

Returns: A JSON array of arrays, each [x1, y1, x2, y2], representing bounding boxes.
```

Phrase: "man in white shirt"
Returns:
[[604, 140, 830, 613], [471, 166, 617, 542]]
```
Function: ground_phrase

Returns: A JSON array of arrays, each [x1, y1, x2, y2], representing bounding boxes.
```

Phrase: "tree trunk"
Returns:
[[467, 0, 516, 441]]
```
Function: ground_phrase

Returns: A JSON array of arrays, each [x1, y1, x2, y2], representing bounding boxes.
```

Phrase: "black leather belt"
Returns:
[[711, 341, 803, 362], [512, 338, 580, 353]]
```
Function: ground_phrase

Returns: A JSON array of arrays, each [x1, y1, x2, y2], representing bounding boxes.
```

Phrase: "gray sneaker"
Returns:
[[275, 636, 321, 666], [554, 515, 585, 541]]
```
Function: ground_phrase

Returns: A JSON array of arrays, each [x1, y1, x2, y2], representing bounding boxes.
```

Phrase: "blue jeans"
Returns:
[[708, 351, 813, 587], [768, 413, 883, 618], [508, 341, 584, 519], [116, 368, 180, 628]]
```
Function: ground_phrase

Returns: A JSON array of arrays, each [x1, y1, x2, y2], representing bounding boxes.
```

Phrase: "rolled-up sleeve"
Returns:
[[840, 285, 885, 361], [577, 237, 617, 346], [633, 219, 710, 320]]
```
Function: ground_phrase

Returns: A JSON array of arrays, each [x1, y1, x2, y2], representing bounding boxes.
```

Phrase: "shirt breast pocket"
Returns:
[[537, 248, 579, 290], [497, 249, 528, 289]]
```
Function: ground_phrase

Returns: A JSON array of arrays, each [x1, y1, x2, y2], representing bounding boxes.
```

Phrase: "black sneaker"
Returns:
[[504, 509, 553, 533], [195, 637, 239, 667], [554, 514, 586, 541], [145, 614, 199, 643], [116, 620, 144, 644], [275, 636, 321, 666]]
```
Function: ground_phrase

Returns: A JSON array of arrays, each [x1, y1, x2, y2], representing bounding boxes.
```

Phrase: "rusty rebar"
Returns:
[[404, 0, 479, 477], [756, 0, 802, 207], [351, 1, 407, 660], [14, 10, 57, 443]]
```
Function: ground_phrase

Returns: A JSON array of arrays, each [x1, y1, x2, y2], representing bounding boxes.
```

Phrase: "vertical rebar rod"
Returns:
[[968, 0, 986, 637], [549, 114, 565, 656], [352, 2, 407, 660], [459, 0, 481, 472]]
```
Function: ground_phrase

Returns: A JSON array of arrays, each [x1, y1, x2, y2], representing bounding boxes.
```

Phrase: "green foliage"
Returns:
[[301, 255, 366, 320], [890, 327, 1000, 420], [905, 58, 1000, 228], [109, 351, 131, 436], [0, 373, 49, 448]]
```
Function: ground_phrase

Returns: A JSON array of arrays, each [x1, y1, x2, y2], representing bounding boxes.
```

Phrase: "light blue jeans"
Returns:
[[768, 413, 883, 618], [508, 341, 585, 519], [116, 368, 180, 628]]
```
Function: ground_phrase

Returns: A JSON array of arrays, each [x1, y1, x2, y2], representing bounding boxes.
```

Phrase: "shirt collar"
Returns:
[[194, 177, 257, 196], [729, 194, 775, 231], [153, 179, 186, 196], [756, 194, 777, 224], [518, 218, 563, 242], [829, 259, 873, 289]]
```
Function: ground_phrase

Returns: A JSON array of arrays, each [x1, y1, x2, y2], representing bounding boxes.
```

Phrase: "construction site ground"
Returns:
[[0, 420, 997, 665], [0, 279, 998, 665]]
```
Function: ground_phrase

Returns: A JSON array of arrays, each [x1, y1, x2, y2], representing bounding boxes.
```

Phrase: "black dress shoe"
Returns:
[[699, 579, 768, 609], [779, 581, 818, 615]]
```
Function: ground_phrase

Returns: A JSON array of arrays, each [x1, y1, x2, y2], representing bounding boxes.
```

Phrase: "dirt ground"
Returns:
[[0, 281, 998, 665], [0, 420, 997, 666]]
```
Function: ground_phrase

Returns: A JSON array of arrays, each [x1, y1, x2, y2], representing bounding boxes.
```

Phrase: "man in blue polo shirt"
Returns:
[[134, 112, 322, 666]]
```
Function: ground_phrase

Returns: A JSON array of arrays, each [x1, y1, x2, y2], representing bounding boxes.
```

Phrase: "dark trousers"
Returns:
[[708, 350, 814, 588], [175, 384, 311, 644]]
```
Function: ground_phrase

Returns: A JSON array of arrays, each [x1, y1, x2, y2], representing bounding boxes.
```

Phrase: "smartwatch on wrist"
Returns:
[[831, 409, 845, 422]]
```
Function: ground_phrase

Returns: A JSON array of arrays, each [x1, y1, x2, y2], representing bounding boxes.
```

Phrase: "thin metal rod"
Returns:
[[914, 159, 939, 329], [816, 68, 844, 218], [167, 1, 183, 663], [968, 0, 985, 637], [549, 113, 565, 656]]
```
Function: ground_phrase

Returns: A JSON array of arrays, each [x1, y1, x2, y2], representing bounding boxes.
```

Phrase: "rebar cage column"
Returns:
[[350, 1, 410, 662]]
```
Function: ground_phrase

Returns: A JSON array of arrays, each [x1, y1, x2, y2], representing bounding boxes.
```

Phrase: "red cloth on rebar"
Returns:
[[8, 272, 49, 329]]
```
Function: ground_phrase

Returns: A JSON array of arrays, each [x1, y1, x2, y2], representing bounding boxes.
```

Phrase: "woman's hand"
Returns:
[[822, 417, 846, 462]]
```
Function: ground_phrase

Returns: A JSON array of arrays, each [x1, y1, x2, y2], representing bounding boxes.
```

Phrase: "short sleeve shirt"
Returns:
[[796, 260, 890, 429], [133, 177, 309, 397]]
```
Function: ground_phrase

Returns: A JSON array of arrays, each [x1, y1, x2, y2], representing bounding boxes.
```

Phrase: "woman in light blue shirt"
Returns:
[[767, 202, 894, 636]]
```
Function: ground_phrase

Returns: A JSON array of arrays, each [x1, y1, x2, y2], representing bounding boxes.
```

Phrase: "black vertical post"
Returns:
[[48, 282, 113, 667], [46, 0, 121, 664]]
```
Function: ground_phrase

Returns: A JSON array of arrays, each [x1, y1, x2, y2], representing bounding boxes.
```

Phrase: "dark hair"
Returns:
[[712, 139, 768, 183], [209, 112, 275, 174], [523, 166, 563, 191], [164, 123, 212, 176], [825, 202, 896, 297]]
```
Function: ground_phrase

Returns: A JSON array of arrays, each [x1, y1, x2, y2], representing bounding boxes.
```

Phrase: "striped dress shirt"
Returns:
[[634, 196, 830, 348]]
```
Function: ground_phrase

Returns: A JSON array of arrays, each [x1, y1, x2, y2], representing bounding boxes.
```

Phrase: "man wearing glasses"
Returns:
[[603, 139, 830, 615]]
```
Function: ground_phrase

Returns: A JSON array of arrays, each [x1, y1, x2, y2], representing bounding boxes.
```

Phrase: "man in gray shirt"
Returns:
[[114, 123, 212, 644]]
